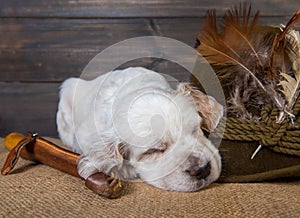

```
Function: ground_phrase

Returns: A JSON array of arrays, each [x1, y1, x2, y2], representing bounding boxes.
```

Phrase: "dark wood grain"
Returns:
[[1, 16, 294, 83], [0, 0, 299, 18], [0, 83, 59, 137], [154, 18, 203, 47], [0, 18, 199, 82], [0, 19, 154, 82], [0, 19, 153, 49]]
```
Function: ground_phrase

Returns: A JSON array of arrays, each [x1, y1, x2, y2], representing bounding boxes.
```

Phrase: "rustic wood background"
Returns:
[[0, 0, 299, 137]]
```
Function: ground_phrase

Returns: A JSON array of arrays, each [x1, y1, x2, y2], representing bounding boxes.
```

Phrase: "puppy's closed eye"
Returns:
[[143, 148, 166, 155], [137, 144, 168, 161]]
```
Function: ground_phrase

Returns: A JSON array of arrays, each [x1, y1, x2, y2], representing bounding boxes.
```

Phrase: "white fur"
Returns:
[[57, 67, 223, 192]]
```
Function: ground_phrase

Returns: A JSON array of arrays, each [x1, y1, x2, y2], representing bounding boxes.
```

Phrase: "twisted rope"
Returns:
[[212, 95, 300, 156]]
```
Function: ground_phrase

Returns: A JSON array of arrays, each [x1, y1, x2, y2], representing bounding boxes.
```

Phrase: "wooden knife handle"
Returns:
[[1, 132, 125, 198], [2, 132, 80, 177]]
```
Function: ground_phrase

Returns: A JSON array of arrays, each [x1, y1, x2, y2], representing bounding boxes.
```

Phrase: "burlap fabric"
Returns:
[[1, 138, 300, 217]]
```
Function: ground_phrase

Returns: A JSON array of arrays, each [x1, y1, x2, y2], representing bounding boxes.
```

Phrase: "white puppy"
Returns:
[[57, 67, 223, 192]]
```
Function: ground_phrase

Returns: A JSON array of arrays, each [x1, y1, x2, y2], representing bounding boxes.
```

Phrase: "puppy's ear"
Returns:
[[176, 83, 223, 132]]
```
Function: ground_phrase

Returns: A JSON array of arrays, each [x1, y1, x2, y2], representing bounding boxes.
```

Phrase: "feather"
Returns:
[[272, 8, 300, 122], [274, 9, 300, 48], [222, 4, 263, 66], [270, 8, 300, 72], [278, 29, 300, 118], [196, 3, 284, 118]]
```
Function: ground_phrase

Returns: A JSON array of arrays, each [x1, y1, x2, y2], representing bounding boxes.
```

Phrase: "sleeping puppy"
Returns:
[[57, 67, 223, 192]]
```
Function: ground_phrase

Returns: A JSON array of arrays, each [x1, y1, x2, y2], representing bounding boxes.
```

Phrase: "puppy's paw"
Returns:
[[85, 172, 126, 199], [106, 173, 123, 191]]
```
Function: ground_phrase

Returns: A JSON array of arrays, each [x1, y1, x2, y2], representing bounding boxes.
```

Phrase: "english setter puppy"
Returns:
[[57, 67, 223, 192]]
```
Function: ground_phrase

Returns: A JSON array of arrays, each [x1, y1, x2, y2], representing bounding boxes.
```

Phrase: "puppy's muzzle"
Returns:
[[186, 162, 211, 180]]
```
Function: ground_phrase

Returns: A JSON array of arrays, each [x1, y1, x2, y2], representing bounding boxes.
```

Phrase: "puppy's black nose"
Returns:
[[187, 162, 211, 180]]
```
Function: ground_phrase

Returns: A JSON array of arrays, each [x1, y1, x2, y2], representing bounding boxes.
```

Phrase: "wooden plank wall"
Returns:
[[0, 0, 299, 137]]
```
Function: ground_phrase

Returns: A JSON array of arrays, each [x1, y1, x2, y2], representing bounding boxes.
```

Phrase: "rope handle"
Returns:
[[211, 94, 300, 157]]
